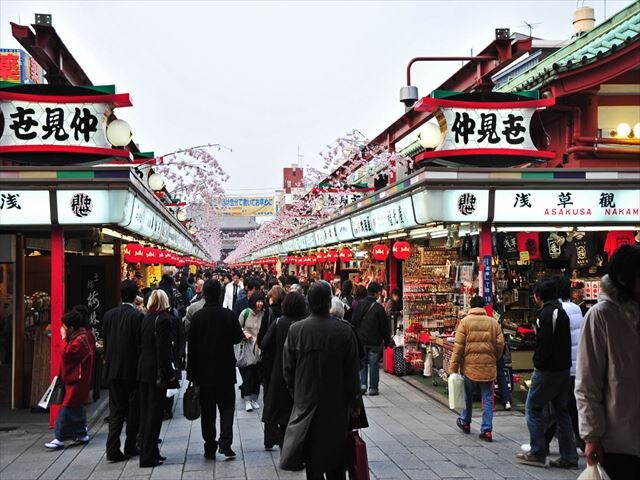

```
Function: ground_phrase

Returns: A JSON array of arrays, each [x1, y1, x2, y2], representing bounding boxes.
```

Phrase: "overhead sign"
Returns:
[[0, 89, 132, 158], [0, 190, 51, 225], [57, 190, 131, 225], [494, 189, 640, 223], [351, 211, 374, 238], [413, 97, 556, 161], [370, 196, 417, 234], [220, 196, 274, 216], [335, 219, 354, 242], [412, 189, 489, 223]]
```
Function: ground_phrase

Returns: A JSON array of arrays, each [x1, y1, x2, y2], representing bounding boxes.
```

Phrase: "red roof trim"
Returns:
[[0, 145, 132, 158], [0, 92, 132, 107], [415, 148, 556, 162]]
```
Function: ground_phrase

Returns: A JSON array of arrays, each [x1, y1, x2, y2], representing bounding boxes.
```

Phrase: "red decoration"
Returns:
[[124, 243, 144, 263], [327, 250, 339, 263], [306, 255, 317, 266], [372, 244, 389, 261], [142, 246, 159, 264], [339, 248, 353, 262], [392, 241, 411, 260], [316, 251, 327, 262]]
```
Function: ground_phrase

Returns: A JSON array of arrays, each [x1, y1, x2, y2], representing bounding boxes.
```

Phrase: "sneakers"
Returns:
[[504, 401, 511, 411], [456, 418, 470, 434], [245, 401, 253, 412], [44, 438, 64, 450], [479, 431, 492, 442], [549, 458, 579, 469], [367, 389, 379, 396], [250, 400, 260, 410], [516, 452, 547, 467]]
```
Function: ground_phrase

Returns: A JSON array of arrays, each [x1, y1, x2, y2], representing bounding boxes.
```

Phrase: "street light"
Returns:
[[177, 209, 188, 222], [106, 119, 132, 147], [417, 122, 443, 149], [148, 173, 165, 191]]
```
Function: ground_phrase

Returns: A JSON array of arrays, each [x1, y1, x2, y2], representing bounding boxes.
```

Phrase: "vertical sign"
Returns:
[[81, 265, 105, 342], [482, 255, 492, 308]]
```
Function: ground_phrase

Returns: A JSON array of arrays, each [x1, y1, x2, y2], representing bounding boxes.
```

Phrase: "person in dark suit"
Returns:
[[187, 280, 244, 460], [102, 280, 143, 462], [137, 289, 175, 468]]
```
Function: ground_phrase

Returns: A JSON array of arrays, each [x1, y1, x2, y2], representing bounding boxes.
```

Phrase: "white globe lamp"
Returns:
[[148, 173, 165, 191], [633, 123, 640, 139], [106, 119, 132, 147], [616, 122, 631, 138], [177, 209, 188, 222], [418, 122, 442, 149]]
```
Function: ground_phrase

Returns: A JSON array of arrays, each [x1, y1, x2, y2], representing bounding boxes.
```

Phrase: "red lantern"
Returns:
[[316, 251, 326, 262], [327, 250, 339, 263], [372, 244, 389, 261], [306, 255, 317, 266], [392, 241, 411, 260], [142, 246, 159, 264], [339, 248, 353, 262], [124, 243, 144, 263]]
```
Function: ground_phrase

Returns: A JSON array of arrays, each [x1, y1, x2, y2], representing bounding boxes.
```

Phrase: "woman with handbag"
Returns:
[[237, 292, 265, 412], [137, 289, 176, 468], [45, 308, 96, 450]]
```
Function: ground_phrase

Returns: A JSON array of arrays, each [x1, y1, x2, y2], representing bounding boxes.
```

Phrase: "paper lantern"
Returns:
[[339, 248, 353, 262], [316, 251, 327, 262], [142, 246, 159, 264], [372, 244, 389, 261], [327, 250, 339, 263], [124, 243, 144, 263], [392, 241, 411, 260], [306, 255, 317, 266]]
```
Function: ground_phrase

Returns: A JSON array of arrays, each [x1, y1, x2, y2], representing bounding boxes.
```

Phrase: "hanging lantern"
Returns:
[[327, 250, 339, 263], [392, 241, 411, 260], [372, 244, 389, 261], [339, 248, 353, 262], [124, 243, 144, 263], [142, 246, 159, 264], [306, 255, 317, 266], [316, 251, 326, 262]]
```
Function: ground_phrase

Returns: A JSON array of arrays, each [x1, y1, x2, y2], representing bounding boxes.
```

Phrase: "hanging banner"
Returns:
[[219, 196, 274, 217]]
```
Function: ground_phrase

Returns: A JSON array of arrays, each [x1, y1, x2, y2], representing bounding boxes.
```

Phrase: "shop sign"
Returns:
[[0, 90, 132, 158], [303, 232, 316, 249], [219, 196, 274, 217], [314, 229, 327, 246], [147, 265, 161, 286], [0, 190, 51, 225], [370, 197, 417, 234], [56, 190, 131, 225], [351, 212, 374, 238], [482, 256, 492, 307], [493, 189, 640, 223], [412, 189, 489, 223], [413, 97, 556, 161], [324, 224, 337, 244], [335, 219, 354, 242], [81, 265, 106, 342]]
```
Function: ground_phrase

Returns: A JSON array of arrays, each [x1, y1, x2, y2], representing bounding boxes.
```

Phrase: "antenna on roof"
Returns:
[[519, 20, 542, 39]]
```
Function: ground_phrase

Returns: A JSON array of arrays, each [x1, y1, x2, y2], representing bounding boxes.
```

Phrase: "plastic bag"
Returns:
[[448, 373, 465, 410], [577, 464, 612, 480], [423, 352, 433, 377]]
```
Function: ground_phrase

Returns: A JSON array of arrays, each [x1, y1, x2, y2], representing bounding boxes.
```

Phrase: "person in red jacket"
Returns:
[[45, 308, 96, 450]]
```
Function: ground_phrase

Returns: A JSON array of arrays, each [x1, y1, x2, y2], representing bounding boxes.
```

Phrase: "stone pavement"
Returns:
[[0, 371, 585, 480]]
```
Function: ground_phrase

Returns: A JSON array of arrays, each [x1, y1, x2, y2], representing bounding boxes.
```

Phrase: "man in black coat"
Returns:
[[102, 280, 143, 462], [350, 282, 390, 396], [187, 280, 244, 460], [280, 281, 361, 480]]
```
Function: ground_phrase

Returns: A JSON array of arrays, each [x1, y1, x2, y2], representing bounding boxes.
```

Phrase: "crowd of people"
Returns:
[[43, 243, 639, 479]]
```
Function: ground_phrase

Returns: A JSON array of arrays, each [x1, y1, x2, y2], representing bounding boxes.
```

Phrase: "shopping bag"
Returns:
[[347, 431, 370, 480], [383, 347, 394, 374], [448, 373, 465, 410], [423, 351, 433, 377], [577, 464, 612, 480], [183, 382, 201, 421], [38, 376, 59, 409]]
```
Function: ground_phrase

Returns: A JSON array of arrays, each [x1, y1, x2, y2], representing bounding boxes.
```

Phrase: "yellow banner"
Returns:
[[147, 265, 161, 287], [220, 196, 274, 217]]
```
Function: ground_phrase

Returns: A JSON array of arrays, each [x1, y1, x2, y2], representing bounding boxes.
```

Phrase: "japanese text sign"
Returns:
[[0, 190, 51, 225], [412, 190, 489, 223], [370, 197, 417, 234], [219, 196, 274, 217]]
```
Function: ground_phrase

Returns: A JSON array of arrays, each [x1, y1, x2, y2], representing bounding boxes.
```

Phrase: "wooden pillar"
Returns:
[[49, 227, 65, 428], [14, 235, 25, 408], [479, 222, 493, 316]]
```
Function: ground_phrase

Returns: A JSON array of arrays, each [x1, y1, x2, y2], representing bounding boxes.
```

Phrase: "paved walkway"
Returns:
[[0, 372, 584, 479]]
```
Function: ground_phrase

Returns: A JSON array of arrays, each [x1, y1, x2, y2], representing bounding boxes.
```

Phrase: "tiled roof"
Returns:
[[496, 1, 640, 92]]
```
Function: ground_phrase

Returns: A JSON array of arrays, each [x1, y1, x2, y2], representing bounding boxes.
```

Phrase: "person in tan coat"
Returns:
[[450, 296, 504, 442]]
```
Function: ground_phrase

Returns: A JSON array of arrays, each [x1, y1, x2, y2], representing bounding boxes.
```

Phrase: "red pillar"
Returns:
[[479, 222, 493, 316], [49, 227, 65, 428], [388, 256, 398, 292]]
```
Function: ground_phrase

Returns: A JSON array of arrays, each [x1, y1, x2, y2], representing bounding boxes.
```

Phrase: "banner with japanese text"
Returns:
[[219, 196, 275, 216]]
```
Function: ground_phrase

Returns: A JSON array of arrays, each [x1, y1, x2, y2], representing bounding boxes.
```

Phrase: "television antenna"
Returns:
[[519, 20, 542, 38]]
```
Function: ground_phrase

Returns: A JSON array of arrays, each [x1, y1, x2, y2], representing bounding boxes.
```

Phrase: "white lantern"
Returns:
[[189, 227, 197, 235], [633, 123, 640, 139], [616, 122, 631, 138], [177, 209, 188, 222], [106, 119, 132, 147], [418, 122, 442, 149], [148, 173, 165, 191]]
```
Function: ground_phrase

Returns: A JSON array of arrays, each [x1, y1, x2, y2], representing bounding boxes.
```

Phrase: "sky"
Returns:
[[1, 0, 634, 195]]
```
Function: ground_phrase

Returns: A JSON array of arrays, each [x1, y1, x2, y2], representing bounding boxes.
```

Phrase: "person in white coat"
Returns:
[[222, 272, 243, 310]]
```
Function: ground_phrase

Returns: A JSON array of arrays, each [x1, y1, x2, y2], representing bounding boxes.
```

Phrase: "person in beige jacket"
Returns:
[[450, 296, 504, 442], [575, 244, 640, 480]]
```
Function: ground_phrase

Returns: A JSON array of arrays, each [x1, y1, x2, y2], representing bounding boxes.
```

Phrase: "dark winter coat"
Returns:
[[279, 314, 361, 473], [60, 328, 95, 407], [137, 310, 174, 384], [261, 315, 298, 426], [351, 296, 391, 348], [102, 304, 143, 381], [533, 300, 572, 371]]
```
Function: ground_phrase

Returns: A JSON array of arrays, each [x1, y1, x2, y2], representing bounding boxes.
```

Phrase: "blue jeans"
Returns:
[[460, 377, 494, 433], [360, 346, 381, 391], [525, 369, 578, 462], [496, 356, 512, 404]]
